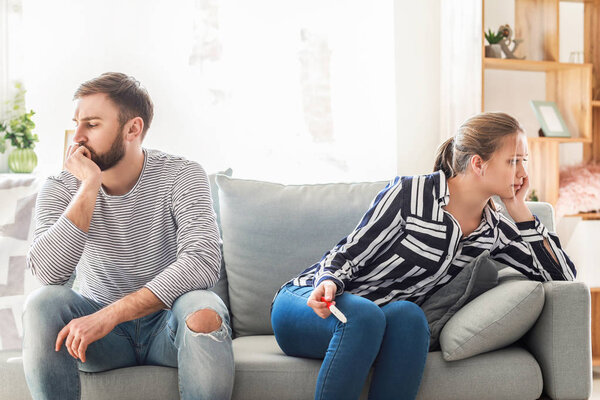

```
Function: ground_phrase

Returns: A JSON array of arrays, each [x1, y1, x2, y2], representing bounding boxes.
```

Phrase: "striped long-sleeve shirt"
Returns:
[[292, 170, 576, 306], [26, 149, 221, 308]]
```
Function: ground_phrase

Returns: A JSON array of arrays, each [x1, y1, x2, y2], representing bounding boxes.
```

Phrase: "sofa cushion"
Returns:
[[207, 169, 233, 311], [421, 251, 498, 351], [216, 175, 387, 337], [0, 175, 43, 351], [440, 273, 545, 361]]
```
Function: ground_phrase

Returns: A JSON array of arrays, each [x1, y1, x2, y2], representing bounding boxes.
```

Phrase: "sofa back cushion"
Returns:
[[216, 175, 387, 337]]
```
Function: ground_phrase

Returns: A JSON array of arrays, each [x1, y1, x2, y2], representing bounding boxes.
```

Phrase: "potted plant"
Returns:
[[0, 82, 39, 173], [484, 28, 503, 58]]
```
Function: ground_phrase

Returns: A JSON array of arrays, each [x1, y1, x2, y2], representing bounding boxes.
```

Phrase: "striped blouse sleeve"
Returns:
[[490, 215, 576, 282], [26, 177, 88, 285], [312, 177, 406, 293], [144, 161, 222, 308]]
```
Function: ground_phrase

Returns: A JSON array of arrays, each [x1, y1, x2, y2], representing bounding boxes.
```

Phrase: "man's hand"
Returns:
[[55, 309, 117, 362], [501, 175, 534, 223], [307, 280, 338, 319], [64, 144, 101, 187]]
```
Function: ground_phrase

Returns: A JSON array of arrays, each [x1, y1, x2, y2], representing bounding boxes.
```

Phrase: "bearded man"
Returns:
[[22, 72, 234, 400]]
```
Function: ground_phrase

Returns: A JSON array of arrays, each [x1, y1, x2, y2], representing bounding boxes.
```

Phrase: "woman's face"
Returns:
[[480, 132, 529, 199]]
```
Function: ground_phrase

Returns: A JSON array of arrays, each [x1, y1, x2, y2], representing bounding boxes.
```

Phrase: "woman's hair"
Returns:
[[433, 111, 524, 178]]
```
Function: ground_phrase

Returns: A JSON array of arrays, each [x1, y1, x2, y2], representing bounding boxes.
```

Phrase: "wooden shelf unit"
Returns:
[[442, 0, 600, 368], [441, 0, 599, 207]]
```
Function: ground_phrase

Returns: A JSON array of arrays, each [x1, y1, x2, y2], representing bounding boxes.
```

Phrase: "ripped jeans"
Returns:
[[22, 286, 234, 400]]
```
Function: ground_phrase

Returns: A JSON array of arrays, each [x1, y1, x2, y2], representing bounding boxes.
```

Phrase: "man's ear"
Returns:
[[125, 117, 144, 141], [470, 154, 486, 177]]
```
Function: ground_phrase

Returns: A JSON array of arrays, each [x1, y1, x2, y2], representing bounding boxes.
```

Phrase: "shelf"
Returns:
[[527, 137, 592, 144], [565, 212, 600, 220], [484, 57, 592, 72], [593, 100, 600, 108]]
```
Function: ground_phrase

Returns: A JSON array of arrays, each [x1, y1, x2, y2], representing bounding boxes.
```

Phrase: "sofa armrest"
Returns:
[[523, 281, 591, 400]]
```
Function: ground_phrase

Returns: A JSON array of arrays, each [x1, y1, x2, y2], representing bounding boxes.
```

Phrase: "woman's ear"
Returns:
[[470, 154, 486, 177]]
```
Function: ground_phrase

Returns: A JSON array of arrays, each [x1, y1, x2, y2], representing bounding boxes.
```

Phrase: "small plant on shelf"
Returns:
[[485, 29, 503, 45], [0, 82, 39, 173]]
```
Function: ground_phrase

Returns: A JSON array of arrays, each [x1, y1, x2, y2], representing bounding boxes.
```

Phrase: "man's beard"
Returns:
[[82, 128, 126, 171]]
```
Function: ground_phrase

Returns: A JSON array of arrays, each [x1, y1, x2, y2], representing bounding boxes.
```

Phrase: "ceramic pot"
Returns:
[[485, 44, 502, 58], [8, 148, 38, 173]]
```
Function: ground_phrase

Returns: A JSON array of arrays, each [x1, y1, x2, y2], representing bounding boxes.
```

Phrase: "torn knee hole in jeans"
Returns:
[[184, 309, 226, 342]]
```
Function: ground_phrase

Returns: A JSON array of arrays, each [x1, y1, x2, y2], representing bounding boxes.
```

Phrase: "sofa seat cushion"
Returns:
[[232, 335, 543, 400], [1, 335, 543, 400]]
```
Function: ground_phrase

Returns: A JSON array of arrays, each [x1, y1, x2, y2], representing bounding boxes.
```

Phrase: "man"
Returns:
[[22, 72, 234, 400]]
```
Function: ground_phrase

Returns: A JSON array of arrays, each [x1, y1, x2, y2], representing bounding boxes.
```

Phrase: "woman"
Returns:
[[270, 112, 576, 400]]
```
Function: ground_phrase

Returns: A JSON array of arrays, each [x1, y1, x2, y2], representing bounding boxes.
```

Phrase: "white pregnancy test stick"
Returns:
[[321, 297, 347, 323]]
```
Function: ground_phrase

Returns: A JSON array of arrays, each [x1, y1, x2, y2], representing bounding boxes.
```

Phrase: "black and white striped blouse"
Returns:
[[292, 170, 576, 306], [26, 149, 221, 308]]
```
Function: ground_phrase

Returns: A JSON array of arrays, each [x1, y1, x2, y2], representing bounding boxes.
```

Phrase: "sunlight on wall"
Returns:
[[19, 0, 396, 184]]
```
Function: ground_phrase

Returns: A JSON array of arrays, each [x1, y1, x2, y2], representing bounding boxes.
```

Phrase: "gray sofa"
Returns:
[[0, 174, 592, 400]]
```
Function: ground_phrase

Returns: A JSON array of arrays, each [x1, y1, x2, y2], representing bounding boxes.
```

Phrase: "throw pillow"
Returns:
[[0, 175, 43, 350], [420, 251, 498, 351], [439, 275, 545, 361]]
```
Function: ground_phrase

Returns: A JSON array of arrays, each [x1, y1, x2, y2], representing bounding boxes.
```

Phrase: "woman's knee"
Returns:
[[341, 296, 386, 336], [384, 301, 429, 335]]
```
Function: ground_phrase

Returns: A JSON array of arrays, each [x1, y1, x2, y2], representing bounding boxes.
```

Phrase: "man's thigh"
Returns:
[[23, 285, 138, 372]]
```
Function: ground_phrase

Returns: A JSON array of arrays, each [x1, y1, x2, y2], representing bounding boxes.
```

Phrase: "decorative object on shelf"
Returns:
[[528, 189, 539, 202], [484, 28, 503, 58], [568, 51, 584, 64], [555, 163, 600, 217], [497, 24, 525, 60], [530, 100, 570, 138], [0, 82, 39, 173]]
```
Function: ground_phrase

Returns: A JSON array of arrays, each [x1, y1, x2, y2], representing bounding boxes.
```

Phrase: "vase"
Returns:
[[485, 44, 502, 58], [8, 148, 38, 173], [0, 140, 10, 173]]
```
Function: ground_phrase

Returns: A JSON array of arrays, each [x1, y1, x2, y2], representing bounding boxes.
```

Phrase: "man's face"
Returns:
[[72, 93, 127, 171], [480, 132, 529, 199]]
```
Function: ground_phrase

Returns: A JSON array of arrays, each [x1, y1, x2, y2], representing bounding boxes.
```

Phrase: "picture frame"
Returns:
[[63, 129, 75, 163], [529, 100, 570, 138]]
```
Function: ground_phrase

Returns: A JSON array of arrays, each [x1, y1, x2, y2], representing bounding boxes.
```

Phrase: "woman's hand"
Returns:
[[502, 175, 534, 223], [307, 280, 338, 319]]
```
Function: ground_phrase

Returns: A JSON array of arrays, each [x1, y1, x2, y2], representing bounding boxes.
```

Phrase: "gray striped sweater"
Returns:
[[26, 149, 221, 308]]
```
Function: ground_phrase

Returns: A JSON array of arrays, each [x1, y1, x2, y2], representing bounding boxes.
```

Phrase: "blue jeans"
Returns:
[[22, 285, 234, 400], [271, 284, 429, 400]]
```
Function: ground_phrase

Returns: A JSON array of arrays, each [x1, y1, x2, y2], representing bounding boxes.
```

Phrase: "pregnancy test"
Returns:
[[321, 297, 347, 323]]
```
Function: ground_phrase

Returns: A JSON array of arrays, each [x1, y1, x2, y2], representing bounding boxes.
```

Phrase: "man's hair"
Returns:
[[74, 72, 154, 140]]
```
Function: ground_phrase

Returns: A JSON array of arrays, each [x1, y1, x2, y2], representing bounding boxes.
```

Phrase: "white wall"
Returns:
[[394, 0, 441, 175], [19, 0, 399, 184]]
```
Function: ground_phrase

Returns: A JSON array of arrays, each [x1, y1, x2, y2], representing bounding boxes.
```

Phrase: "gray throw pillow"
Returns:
[[421, 251, 499, 351], [440, 275, 545, 361]]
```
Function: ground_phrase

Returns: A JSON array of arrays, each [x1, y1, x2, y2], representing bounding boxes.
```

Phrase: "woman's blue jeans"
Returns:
[[271, 284, 430, 400], [22, 285, 234, 400]]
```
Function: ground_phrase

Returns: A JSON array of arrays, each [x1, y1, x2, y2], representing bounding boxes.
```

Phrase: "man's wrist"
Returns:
[[80, 178, 101, 193]]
